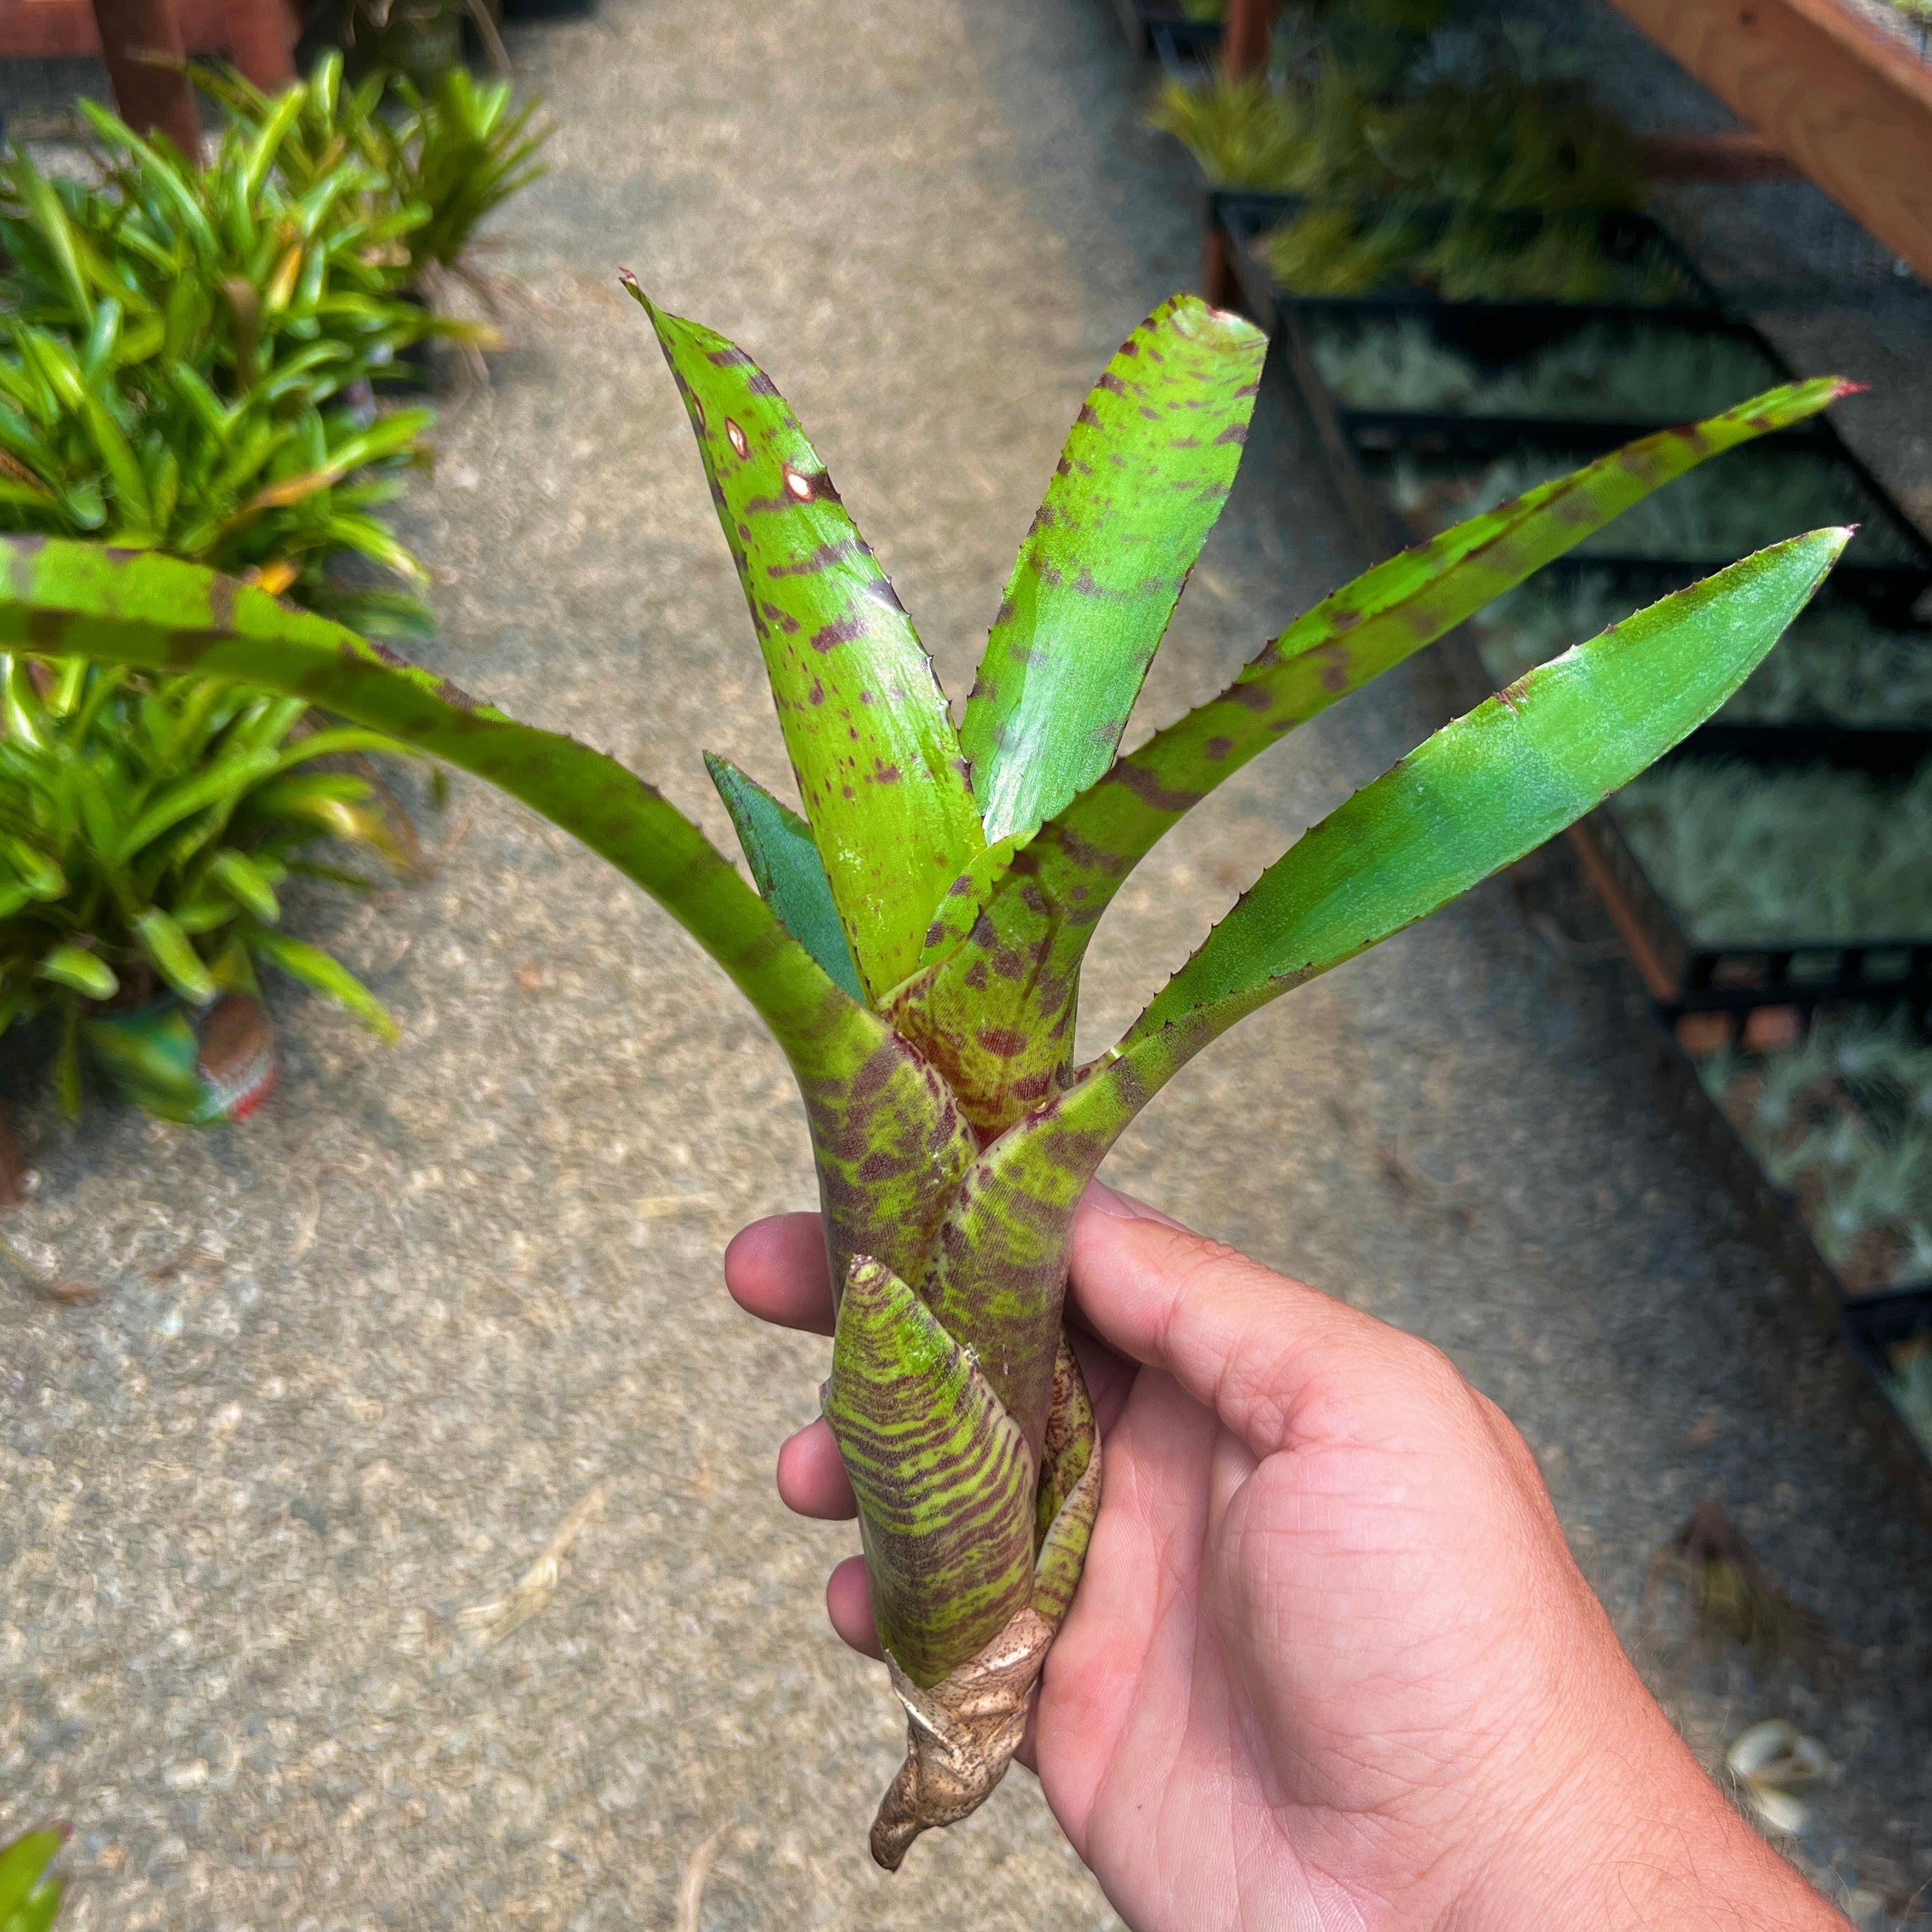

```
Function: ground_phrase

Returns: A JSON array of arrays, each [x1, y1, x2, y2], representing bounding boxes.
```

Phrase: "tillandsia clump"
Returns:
[[0, 290, 1857, 1863], [1306, 315, 1782, 422], [0, 658, 410, 1123], [1474, 574, 1932, 729], [1694, 1008, 1932, 1292], [1613, 759, 1932, 945]]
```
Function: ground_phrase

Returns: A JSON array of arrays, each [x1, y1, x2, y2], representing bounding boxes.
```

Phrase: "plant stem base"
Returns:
[[871, 1605, 1056, 1871]]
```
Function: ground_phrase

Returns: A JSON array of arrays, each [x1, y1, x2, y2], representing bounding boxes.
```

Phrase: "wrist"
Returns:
[[1454, 1667, 1846, 1932]]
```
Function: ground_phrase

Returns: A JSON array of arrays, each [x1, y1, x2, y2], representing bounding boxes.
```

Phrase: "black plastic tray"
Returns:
[[1843, 1288, 1932, 1525], [1149, 16, 1222, 78], [1573, 790, 1932, 1017]]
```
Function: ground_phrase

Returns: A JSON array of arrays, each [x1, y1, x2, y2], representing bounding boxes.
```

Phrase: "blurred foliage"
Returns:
[[0, 655, 409, 1118], [0, 68, 452, 635]]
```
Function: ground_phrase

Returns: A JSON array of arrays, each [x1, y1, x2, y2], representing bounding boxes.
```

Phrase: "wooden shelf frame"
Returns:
[[1605, 0, 1932, 284]]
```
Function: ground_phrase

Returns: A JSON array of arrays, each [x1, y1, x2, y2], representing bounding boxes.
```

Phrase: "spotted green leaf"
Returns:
[[1130, 528, 1851, 1052], [629, 281, 984, 1003], [704, 751, 862, 1002], [894, 379, 1856, 1137], [961, 297, 1266, 842]]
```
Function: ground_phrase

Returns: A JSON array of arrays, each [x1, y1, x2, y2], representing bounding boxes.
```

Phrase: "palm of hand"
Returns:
[[1040, 1323, 1588, 1929]]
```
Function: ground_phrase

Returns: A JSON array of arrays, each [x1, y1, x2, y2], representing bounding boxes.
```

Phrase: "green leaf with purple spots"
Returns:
[[960, 297, 1266, 843], [893, 378, 1855, 1138], [823, 1254, 1038, 1688], [1126, 528, 1850, 1053], [629, 282, 984, 1004]]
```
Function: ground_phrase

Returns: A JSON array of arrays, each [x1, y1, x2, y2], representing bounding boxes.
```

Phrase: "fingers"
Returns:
[[777, 1418, 856, 1520], [723, 1211, 834, 1335], [827, 1555, 883, 1658], [1071, 1180, 1424, 1460]]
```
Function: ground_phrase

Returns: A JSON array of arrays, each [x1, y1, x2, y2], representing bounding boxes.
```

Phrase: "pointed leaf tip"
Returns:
[[962, 292, 1268, 841], [651, 307, 983, 998]]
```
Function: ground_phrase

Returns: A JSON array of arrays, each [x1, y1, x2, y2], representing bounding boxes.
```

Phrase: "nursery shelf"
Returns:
[[1602, 0, 1932, 285], [1647, 1018, 1932, 1524]]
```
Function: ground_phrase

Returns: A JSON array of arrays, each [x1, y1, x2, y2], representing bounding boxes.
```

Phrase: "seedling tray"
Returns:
[[1567, 775, 1932, 1017], [1648, 1018, 1932, 1521], [1301, 307, 1806, 459]]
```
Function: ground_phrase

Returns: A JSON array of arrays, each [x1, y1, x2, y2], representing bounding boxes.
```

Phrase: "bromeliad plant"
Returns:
[[198, 56, 553, 313], [0, 290, 1854, 1864], [0, 658, 409, 1121], [0, 79, 446, 636]]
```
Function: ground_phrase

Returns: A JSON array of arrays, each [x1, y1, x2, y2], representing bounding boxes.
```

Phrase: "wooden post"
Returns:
[[91, 0, 201, 154], [1605, 0, 1932, 284], [220, 0, 298, 88], [1204, 0, 1274, 307], [1222, 0, 1273, 77]]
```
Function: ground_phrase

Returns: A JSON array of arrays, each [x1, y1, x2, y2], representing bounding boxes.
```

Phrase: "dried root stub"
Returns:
[[871, 1605, 1056, 1871]]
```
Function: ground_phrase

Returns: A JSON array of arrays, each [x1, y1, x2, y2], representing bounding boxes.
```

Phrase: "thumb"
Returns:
[[1071, 1182, 1429, 1459]]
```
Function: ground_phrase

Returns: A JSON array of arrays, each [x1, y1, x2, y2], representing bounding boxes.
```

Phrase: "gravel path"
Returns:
[[3, 1, 1930, 1926]]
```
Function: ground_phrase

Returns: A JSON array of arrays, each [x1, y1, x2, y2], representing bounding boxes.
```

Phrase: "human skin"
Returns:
[[724, 1184, 1849, 1931]]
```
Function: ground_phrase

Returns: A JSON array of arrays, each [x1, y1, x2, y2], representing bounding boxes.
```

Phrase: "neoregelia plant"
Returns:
[[0, 288, 1851, 1865]]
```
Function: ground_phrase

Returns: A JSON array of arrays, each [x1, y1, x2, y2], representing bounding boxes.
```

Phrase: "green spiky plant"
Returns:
[[0, 658, 409, 1122], [196, 56, 553, 307], [0, 289, 1855, 1864], [0, 78, 447, 637]]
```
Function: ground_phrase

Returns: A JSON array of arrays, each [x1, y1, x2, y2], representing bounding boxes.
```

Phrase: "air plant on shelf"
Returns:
[[1259, 202, 1693, 303], [1306, 315, 1781, 421], [1694, 1008, 1932, 1293], [0, 291, 1853, 1864], [0, 659, 409, 1123], [1474, 577, 1932, 728], [1387, 445, 1918, 565], [1612, 760, 1932, 945]]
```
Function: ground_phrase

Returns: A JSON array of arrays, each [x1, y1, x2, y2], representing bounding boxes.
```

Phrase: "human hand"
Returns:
[[725, 1185, 1844, 1931]]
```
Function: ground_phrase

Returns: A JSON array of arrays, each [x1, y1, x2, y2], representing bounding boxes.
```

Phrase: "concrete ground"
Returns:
[[4, 0, 1931, 1926]]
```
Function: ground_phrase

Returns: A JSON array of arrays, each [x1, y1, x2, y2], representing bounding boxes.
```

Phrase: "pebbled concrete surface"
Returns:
[[3, 0, 1931, 1926]]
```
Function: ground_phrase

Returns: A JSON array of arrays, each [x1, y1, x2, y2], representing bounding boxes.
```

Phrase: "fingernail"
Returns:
[[1083, 1179, 1187, 1229]]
